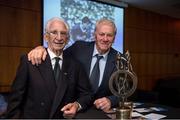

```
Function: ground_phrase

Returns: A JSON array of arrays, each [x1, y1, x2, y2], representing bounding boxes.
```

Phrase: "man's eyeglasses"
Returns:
[[47, 31, 68, 38]]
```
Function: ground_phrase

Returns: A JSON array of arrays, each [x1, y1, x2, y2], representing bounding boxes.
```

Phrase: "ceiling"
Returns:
[[118, 0, 180, 19]]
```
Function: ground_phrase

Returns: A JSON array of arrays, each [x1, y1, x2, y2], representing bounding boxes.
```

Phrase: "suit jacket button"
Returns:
[[41, 102, 45, 106]]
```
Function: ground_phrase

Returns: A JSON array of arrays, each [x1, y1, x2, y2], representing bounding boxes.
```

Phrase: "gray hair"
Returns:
[[45, 17, 70, 34], [95, 18, 117, 35]]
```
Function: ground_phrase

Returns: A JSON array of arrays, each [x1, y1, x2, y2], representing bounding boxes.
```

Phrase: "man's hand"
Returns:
[[28, 46, 47, 65], [94, 97, 111, 112], [61, 102, 79, 118]]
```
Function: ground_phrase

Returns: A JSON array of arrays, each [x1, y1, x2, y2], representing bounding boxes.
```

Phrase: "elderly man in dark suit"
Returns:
[[28, 18, 121, 112], [5, 17, 92, 119]]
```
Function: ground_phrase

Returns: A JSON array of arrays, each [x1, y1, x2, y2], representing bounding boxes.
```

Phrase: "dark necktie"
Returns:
[[90, 54, 103, 93], [54, 57, 61, 84]]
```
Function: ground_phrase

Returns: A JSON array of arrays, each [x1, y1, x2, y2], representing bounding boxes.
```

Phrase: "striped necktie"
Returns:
[[90, 54, 103, 93]]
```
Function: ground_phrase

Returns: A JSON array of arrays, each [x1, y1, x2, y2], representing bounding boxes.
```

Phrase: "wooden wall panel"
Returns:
[[0, 0, 41, 92], [0, 6, 41, 47], [0, 47, 32, 92], [0, 0, 41, 11], [125, 6, 180, 91]]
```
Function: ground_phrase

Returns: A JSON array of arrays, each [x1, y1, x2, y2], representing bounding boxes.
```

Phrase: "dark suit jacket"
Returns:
[[66, 41, 121, 107], [6, 51, 92, 118]]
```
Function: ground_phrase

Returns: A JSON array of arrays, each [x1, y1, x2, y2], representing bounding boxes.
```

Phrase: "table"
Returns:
[[76, 106, 109, 119], [76, 102, 180, 119], [133, 102, 180, 119]]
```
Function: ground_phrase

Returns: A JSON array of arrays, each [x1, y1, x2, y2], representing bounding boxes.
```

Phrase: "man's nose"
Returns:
[[56, 32, 63, 39], [104, 34, 109, 41]]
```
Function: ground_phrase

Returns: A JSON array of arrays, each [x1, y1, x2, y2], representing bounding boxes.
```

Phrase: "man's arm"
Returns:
[[93, 95, 119, 112], [93, 97, 111, 112], [28, 46, 47, 65], [61, 58, 92, 118], [61, 102, 80, 118], [77, 65, 93, 109]]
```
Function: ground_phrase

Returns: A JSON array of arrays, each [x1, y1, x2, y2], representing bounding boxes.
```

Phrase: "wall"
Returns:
[[125, 6, 180, 90], [0, 0, 42, 92]]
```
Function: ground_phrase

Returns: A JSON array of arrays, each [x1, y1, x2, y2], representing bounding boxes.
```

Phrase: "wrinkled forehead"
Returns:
[[95, 21, 116, 34], [50, 21, 66, 30], [96, 23, 114, 33], [45, 18, 69, 33]]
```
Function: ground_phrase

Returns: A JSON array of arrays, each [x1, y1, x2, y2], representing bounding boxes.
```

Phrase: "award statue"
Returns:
[[109, 50, 137, 119]]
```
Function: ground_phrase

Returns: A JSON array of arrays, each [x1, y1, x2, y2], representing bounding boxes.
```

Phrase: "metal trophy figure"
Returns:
[[109, 50, 137, 119]]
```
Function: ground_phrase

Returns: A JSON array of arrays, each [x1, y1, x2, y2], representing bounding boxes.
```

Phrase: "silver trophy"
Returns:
[[109, 50, 137, 119]]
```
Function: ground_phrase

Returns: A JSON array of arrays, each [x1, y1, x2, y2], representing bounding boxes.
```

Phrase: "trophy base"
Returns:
[[116, 107, 131, 119], [116, 102, 133, 119]]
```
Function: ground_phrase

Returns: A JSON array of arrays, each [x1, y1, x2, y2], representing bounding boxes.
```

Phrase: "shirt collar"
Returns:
[[47, 48, 63, 60]]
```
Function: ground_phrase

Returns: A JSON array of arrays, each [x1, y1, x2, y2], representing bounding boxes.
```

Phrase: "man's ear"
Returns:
[[44, 34, 49, 43], [93, 32, 97, 40]]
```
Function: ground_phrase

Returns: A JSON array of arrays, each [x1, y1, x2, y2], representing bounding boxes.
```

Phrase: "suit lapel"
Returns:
[[38, 53, 56, 101], [84, 42, 94, 76], [50, 54, 69, 118]]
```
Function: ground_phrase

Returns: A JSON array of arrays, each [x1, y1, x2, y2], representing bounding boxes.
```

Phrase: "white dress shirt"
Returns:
[[47, 48, 63, 69], [89, 44, 109, 87]]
